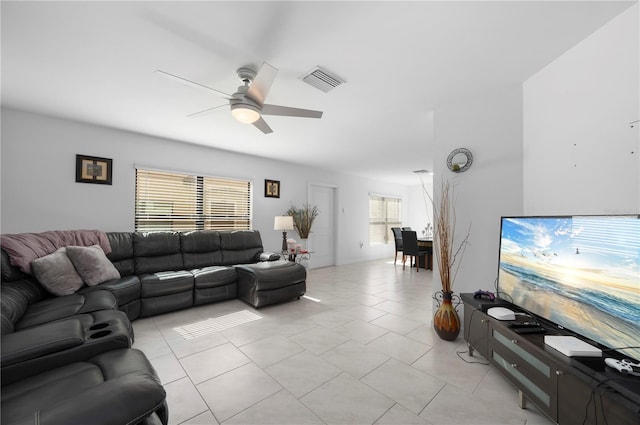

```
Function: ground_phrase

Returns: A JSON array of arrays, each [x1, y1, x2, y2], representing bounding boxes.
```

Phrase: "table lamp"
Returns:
[[274, 216, 294, 253]]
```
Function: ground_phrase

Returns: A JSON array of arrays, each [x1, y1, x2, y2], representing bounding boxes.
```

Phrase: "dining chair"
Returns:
[[391, 227, 404, 265], [401, 226, 412, 231], [401, 230, 429, 272]]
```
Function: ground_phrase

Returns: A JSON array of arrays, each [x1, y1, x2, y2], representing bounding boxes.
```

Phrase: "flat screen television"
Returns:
[[497, 215, 640, 362]]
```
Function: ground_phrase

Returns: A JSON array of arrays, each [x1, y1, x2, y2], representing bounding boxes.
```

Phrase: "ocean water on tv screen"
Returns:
[[498, 215, 640, 362]]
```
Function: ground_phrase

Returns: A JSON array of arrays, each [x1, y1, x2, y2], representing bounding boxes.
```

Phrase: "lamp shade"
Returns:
[[274, 216, 294, 231]]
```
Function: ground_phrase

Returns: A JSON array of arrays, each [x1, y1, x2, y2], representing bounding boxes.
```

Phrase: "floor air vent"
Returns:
[[301, 66, 345, 92]]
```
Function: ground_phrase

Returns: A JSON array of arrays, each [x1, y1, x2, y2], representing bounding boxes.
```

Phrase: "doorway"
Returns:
[[308, 183, 336, 268]]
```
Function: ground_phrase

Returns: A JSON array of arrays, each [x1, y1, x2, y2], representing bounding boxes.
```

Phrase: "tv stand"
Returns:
[[461, 293, 640, 425]]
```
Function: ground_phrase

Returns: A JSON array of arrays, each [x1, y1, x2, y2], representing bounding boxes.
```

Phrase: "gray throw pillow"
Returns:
[[66, 244, 121, 286], [31, 247, 84, 296]]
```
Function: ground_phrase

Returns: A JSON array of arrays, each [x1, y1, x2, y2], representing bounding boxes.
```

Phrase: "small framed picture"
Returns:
[[264, 179, 280, 198], [75, 154, 113, 185]]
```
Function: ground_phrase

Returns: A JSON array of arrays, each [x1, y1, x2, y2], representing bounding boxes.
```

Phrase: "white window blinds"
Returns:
[[135, 168, 252, 232], [202, 176, 251, 230], [369, 195, 402, 245]]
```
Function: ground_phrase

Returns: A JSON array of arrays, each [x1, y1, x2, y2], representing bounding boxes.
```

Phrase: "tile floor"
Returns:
[[132, 260, 555, 425]]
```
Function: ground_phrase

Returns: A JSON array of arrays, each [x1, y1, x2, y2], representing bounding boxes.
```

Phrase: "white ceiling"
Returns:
[[1, 1, 635, 185]]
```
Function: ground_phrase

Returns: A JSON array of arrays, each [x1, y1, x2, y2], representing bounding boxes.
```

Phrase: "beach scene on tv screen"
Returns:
[[498, 216, 640, 362]]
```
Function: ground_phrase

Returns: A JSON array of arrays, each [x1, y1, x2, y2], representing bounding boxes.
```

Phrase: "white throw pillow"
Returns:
[[65, 244, 120, 286], [31, 247, 84, 296]]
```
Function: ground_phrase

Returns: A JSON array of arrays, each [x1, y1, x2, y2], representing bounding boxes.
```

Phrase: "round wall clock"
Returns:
[[447, 148, 473, 173]]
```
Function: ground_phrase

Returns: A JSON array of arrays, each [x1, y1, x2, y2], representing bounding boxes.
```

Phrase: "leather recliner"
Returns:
[[1, 348, 168, 425]]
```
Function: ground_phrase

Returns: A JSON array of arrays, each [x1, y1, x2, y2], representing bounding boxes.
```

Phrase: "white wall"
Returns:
[[430, 4, 639, 328], [406, 178, 433, 237], [0, 108, 411, 266], [433, 85, 525, 297], [405, 111, 435, 235], [523, 4, 640, 215], [430, 3, 639, 295]]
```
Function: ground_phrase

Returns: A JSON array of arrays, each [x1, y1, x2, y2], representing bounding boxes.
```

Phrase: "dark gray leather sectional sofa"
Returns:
[[89, 230, 307, 319], [0, 229, 306, 425]]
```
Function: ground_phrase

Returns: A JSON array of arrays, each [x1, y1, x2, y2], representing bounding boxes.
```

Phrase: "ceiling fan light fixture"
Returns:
[[231, 104, 260, 124]]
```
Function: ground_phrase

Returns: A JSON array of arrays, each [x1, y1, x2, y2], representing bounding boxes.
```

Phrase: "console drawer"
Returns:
[[492, 329, 551, 379], [490, 326, 558, 420]]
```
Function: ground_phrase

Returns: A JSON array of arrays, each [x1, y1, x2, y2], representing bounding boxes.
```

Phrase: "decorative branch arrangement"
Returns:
[[285, 203, 320, 239], [426, 179, 471, 293]]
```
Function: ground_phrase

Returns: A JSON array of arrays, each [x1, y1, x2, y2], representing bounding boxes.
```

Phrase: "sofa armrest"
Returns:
[[259, 251, 281, 261], [1, 319, 84, 367]]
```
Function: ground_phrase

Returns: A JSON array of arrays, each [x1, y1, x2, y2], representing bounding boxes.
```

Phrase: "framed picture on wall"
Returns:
[[75, 154, 113, 185], [264, 179, 280, 198]]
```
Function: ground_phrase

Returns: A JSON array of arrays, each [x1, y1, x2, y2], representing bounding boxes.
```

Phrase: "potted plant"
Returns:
[[285, 203, 319, 242], [427, 179, 470, 340]]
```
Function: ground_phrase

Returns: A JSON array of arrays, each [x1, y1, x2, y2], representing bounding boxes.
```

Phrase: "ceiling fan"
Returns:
[[157, 62, 323, 134]]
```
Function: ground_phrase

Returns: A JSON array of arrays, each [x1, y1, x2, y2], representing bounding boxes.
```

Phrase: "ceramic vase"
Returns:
[[433, 290, 461, 341]]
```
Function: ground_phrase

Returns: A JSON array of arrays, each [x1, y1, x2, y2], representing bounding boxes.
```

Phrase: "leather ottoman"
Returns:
[[235, 260, 306, 308]]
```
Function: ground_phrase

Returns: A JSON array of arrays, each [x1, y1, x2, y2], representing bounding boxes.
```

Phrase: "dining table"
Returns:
[[417, 238, 433, 270]]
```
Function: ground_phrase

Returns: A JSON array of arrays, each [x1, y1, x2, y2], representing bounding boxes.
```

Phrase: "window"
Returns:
[[369, 195, 402, 245], [135, 168, 252, 232]]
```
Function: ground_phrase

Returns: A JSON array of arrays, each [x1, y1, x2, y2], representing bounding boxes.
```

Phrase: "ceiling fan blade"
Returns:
[[186, 104, 228, 118], [156, 70, 236, 100], [246, 62, 278, 106], [261, 104, 323, 119], [252, 116, 274, 134]]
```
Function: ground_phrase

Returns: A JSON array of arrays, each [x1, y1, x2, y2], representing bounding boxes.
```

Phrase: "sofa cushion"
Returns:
[[140, 271, 194, 298], [80, 275, 141, 306], [1, 249, 25, 282], [1, 284, 29, 335], [181, 230, 223, 269], [0, 278, 48, 334], [14, 290, 118, 331], [1, 319, 85, 367], [134, 232, 183, 274], [80, 275, 142, 321], [219, 230, 263, 265], [31, 248, 84, 296], [66, 245, 121, 286], [106, 232, 135, 276], [140, 291, 193, 318], [192, 266, 237, 289], [192, 266, 237, 306]]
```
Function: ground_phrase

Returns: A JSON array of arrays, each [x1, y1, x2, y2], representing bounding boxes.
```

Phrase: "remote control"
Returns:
[[604, 358, 640, 377]]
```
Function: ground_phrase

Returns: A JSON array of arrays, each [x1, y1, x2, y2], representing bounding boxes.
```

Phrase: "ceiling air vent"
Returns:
[[301, 66, 345, 93]]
